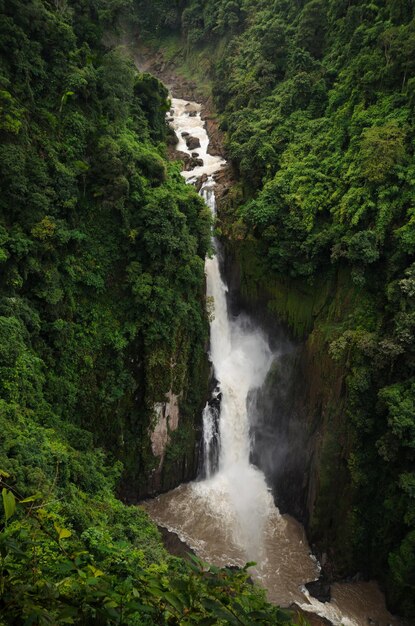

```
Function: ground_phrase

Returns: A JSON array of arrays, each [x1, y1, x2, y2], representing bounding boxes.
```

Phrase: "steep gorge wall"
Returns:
[[0, 0, 213, 510], [123, 15, 414, 613], [222, 237, 362, 577], [120, 329, 210, 502], [131, 32, 365, 575]]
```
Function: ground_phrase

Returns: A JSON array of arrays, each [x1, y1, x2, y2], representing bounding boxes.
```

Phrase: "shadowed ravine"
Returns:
[[143, 98, 398, 626]]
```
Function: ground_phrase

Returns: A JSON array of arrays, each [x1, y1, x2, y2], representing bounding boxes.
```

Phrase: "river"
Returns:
[[143, 97, 399, 626]]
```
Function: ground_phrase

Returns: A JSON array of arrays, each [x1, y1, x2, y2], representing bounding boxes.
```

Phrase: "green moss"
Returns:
[[234, 239, 333, 338]]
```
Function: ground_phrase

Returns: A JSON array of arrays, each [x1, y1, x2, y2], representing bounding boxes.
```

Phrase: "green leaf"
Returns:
[[56, 561, 76, 575], [89, 565, 104, 577], [243, 561, 257, 570], [147, 585, 164, 598], [200, 598, 240, 625], [20, 493, 41, 504], [2, 488, 16, 521], [188, 552, 204, 567], [54, 522, 72, 540], [164, 591, 184, 613], [104, 600, 118, 609], [57, 606, 77, 622], [275, 608, 295, 622]]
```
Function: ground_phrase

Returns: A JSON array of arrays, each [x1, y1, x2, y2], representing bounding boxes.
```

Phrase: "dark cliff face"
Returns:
[[249, 349, 311, 524], [119, 343, 210, 503], [119, 422, 204, 504], [222, 240, 353, 578], [222, 244, 312, 523]]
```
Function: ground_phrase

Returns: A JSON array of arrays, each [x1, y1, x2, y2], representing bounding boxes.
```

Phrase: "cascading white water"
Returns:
[[201, 402, 217, 479], [146, 96, 320, 599], [198, 173, 275, 526], [199, 175, 277, 560], [144, 98, 399, 626]]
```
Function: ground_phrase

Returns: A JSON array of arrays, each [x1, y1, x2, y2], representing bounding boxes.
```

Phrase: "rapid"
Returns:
[[144, 98, 399, 626]]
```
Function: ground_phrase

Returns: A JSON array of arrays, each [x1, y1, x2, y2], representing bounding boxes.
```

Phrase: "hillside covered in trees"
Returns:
[[2, 0, 415, 622], [0, 1, 301, 624], [132, 0, 415, 619]]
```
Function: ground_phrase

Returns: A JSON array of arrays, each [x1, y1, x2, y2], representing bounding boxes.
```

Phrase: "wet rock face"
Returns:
[[158, 526, 196, 560], [305, 578, 332, 603], [172, 151, 204, 171], [192, 157, 204, 167], [290, 605, 334, 626], [175, 150, 190, 162], [248, 348, 311, 523], [168, 150, 204, 172], [185, 135, 201, 150], [196, 173, 209, 192], [222, 247, 311, 524], [150, 391, 180, 464]]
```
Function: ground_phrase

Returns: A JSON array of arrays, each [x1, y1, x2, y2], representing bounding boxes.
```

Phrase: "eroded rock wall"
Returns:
[[222, 239, 357, 577]]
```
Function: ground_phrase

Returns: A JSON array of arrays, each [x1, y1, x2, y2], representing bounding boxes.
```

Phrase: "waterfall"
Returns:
[[143, 97, 398, 626], [144, 98, 318, 580], [198, 180, 227, 480], [198, 173, 276, 559], [200, 400, 220, 479]]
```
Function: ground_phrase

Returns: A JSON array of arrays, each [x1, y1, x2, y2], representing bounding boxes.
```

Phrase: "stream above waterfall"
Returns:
[[143, 97, 399, 626]]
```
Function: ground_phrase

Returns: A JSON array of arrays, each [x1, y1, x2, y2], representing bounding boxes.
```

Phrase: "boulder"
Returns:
[[174, 150, 190, 164], [185, 102, 199, 114], [186, 136, 201, 150], [196, 173, 209, 192], [158, 526, 196, 560], [305, 578, 331, 604], [289, 605, 333, 626], [184, 157, 204, 171]]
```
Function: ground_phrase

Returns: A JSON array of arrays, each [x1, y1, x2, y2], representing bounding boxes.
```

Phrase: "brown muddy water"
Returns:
[[144, 97, 401, 626], [144, 483, 399, 626]]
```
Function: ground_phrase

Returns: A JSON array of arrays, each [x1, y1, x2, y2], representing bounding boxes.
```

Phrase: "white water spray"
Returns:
[[199, 175, 276, 560], [144, 98, 400, 626]]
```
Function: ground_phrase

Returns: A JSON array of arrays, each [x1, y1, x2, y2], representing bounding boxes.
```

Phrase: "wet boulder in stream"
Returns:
[[186, 136, 201, 150], [305, 578, 331, 603]]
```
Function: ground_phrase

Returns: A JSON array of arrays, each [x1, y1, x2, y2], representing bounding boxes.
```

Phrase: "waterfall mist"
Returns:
[[199, 169, 277, 561], [143, 98, 399, 626]]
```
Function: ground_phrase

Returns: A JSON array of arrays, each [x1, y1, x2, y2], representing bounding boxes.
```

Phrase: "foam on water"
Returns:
[[144, 97, 400, 626]]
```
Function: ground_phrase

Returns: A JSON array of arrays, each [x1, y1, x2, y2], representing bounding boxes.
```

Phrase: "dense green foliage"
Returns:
[[0, 1, 300, 624], [1, 477, 296, 625], [136, 0, 415, 618], [0, 0, 213, 493]]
